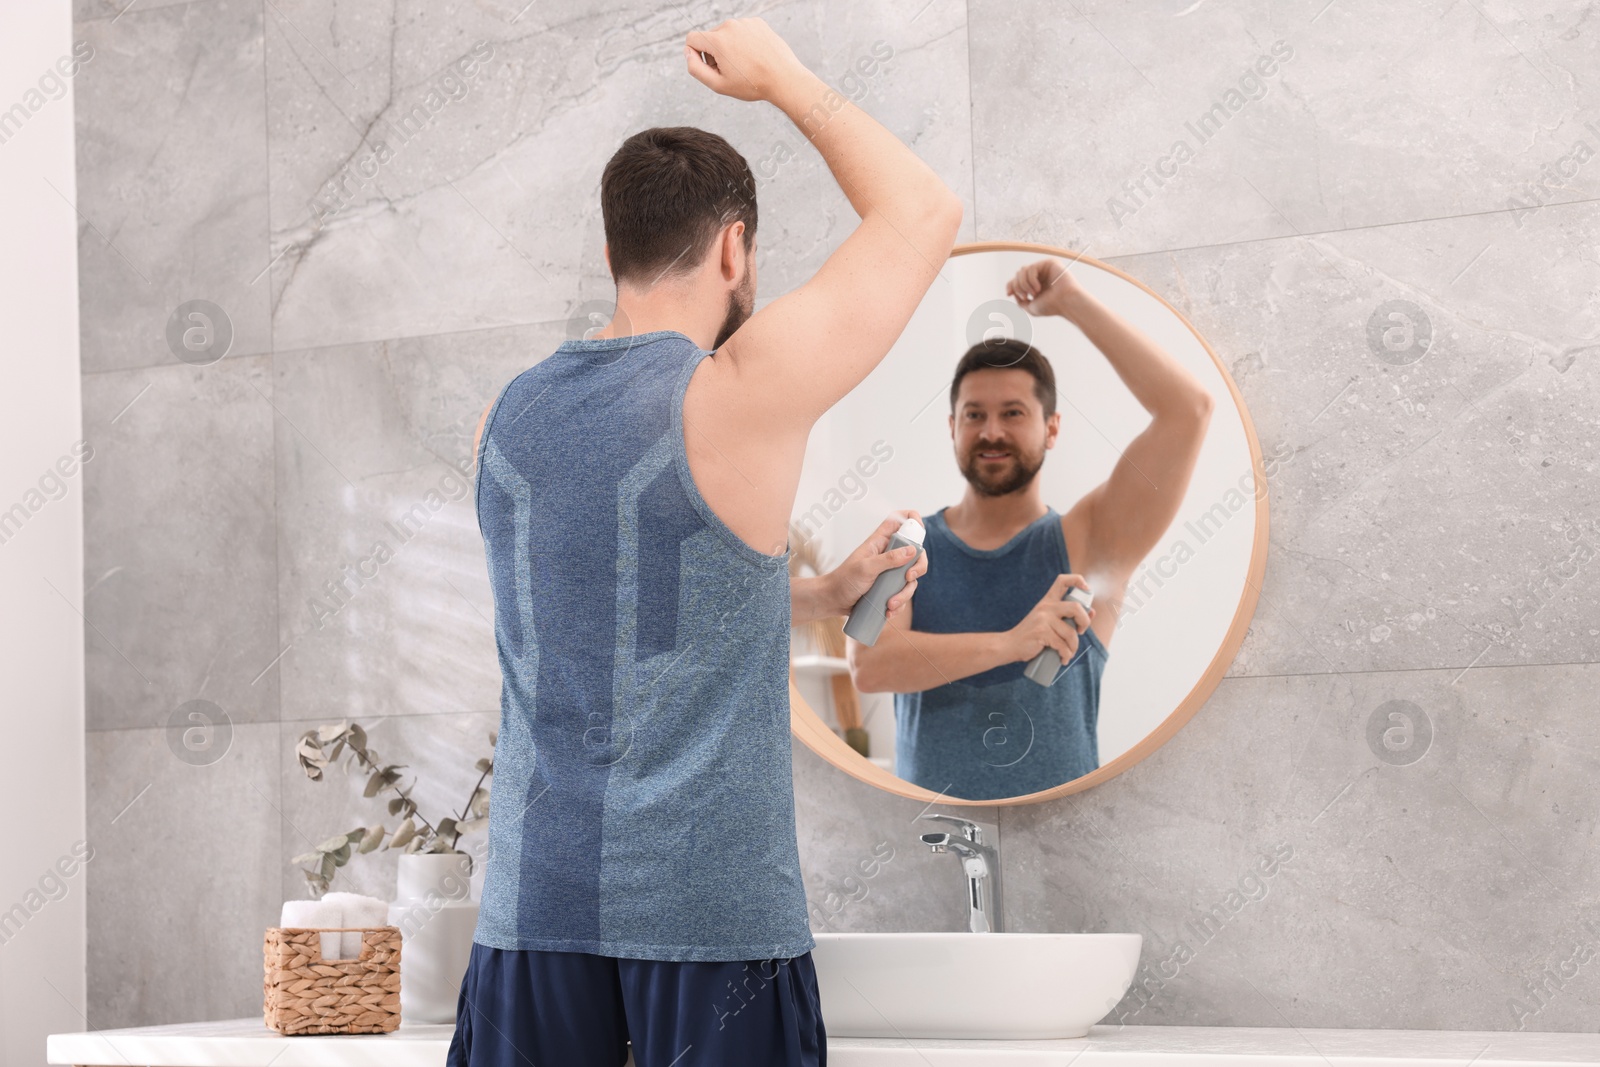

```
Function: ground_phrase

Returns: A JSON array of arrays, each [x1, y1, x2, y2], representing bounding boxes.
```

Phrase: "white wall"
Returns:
[[0, 1, 87, 1063]]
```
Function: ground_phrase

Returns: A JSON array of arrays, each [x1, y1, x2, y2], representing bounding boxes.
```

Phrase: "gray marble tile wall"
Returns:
[[71, 0, 1598, 1034]]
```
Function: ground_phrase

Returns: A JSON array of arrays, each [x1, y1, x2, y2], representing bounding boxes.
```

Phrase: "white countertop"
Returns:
[[45, 1016, 1600, 1065]]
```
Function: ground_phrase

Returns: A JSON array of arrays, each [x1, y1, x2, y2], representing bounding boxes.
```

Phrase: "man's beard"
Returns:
[[712, 261, 755, 350], [959, 442, 1045, 497]]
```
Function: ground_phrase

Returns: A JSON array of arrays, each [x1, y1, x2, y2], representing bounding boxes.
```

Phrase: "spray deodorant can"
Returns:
[[1022, 585, 1094, 686], [842, 517, 926, 646]]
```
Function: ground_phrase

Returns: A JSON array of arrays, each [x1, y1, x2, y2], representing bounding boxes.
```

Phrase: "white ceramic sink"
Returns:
[[811, 931, 1142, 1040]]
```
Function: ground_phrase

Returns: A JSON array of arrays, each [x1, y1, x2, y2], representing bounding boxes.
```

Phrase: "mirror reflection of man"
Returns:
[[847, 258, 1214, 801]]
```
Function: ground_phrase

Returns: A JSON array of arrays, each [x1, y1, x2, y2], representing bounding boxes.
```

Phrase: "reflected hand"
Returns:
[[1005, 573, 1094, 664], [1005, 258, 1085, 319], [827, 509, 929, 621]]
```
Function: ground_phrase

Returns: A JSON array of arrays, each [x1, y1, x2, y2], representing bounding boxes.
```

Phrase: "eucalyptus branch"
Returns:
[[344, 741, 441, 841], [451, 763, 494, 850], [290, 719, 496, 896]]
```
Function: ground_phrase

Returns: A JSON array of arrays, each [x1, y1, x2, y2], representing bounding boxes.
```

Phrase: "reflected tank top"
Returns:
[[471, 329, 813, 962], [892, 505, 1108, 801]]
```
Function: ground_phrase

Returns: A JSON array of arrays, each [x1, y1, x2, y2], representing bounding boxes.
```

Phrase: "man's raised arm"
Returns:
[[686, 19, 963, 430]]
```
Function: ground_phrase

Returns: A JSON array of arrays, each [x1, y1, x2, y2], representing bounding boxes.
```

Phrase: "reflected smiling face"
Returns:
[[950, 367, 1060, 497]]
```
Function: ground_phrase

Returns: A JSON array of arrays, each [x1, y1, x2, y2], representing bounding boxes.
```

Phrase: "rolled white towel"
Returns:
[[322, 892, 390, 960], [280, 899, 342, 961]]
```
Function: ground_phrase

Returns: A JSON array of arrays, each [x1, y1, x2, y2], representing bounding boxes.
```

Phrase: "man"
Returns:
[[446, 17, 960, 1066], [847, 258, 1214, 802]]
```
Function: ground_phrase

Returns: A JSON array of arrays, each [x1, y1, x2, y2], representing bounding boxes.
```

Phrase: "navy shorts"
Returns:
[[445, 942, 827, 1066]]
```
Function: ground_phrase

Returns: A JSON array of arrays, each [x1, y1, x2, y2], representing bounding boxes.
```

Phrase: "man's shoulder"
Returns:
[[1060, 498, 1089, 557], [682, 347, 783, 436]]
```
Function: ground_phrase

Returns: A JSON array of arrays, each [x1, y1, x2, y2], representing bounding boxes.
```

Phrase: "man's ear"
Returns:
[[720, 221, 745, 284], [602, 244, 610, 273]]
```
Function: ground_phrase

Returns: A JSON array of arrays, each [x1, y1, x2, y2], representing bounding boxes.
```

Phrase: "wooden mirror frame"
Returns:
[[788, 239, 1271, 807]]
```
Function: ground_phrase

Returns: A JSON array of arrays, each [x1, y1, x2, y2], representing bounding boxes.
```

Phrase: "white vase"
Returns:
[[388, 852, 479, 1025]]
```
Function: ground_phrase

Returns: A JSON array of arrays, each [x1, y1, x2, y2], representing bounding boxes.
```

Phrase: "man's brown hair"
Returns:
[[600, 126, 757, 288], [950, 338, 1057, 420]]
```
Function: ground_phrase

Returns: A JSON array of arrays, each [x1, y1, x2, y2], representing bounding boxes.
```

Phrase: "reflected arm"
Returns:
[[1057, 288, 1214, 577], [472, 399, 492, 463], [846, 601, 1016, 694]]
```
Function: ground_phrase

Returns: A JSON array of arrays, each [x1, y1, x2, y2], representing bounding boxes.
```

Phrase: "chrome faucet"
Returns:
[[918, 813, 1003, 933]]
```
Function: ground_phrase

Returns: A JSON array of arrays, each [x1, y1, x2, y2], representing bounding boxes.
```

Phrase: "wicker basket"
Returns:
[[263, 926, 402, 1035]]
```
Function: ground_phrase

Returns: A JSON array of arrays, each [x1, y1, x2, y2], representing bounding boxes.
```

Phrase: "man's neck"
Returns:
[[944, 490, 1050, 546], [592, 286, 721, 352]]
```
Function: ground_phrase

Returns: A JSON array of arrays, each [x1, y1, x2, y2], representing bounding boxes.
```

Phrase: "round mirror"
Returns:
[[789, 240, 1271, 806]]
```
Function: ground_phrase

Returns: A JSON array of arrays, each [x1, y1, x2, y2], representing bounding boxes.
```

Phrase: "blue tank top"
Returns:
[[892, 505, 1108, 801], [471, 329, 813, 962]]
